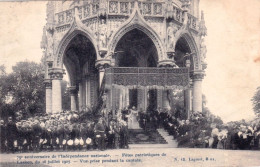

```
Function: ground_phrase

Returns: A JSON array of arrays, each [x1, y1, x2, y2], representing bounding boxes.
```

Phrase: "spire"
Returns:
[[199, 11, 207, 36], [40, 26, 47, 50], [46, 1, 55, 33]]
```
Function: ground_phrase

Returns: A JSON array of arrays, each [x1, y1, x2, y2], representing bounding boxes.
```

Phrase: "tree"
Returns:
[[0, 61, 45, 119], [0, 65, 6, 76], [252, 87, 260, 117]]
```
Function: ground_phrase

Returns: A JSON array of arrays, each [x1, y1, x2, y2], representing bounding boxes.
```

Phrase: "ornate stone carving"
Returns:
[[142, 3, 152, 15], [153, 3, 162, 15], [120, 2, 129, 14], [49, 68, 65, 80], [66, 10, 73, 23], [95, 59, 111, 71], [99, 0, 107, 17], [158, 60, 176, 68], [199, 11, 207, 37], [83, 4, 91, 18], [181, 0, 191, 12], [92, 3, 99, 15], [109, 1, 118, 14], [44, 79, 52, 89], [200, 37, 207, 63], [167, 22, 179, 51], [191, 72, 204, 81], [166, 0, 174, 19], [83, 17, 98, 31], [98, 18, 108, 49], [57, 12, 64, 24]]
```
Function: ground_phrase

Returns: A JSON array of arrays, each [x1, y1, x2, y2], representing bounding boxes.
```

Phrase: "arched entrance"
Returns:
[[114, 28, 158, 112], [63, 34, 99, 111], [173, 36, 194, 119]]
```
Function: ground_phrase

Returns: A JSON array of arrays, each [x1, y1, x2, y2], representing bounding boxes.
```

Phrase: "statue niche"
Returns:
[[98, 19, 108, 49], [167, 22, 179, 51]]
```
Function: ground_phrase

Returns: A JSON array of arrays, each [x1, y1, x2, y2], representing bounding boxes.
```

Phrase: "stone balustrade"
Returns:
[[53, 0, 198, 31]]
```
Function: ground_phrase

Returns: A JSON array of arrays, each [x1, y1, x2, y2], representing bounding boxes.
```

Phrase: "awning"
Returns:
[[104, 67, 190, 89]]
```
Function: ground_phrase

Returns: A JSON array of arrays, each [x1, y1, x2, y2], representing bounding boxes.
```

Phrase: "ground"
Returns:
[[0, 147, 260, 167]]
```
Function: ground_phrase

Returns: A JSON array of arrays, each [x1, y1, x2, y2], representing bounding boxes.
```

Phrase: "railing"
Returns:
[[104, 67, 190, 88], [54, 0, 198, 31], [187, 13, 197, 30], [78, 2, 100, 21], [55, 8, 74, 25]]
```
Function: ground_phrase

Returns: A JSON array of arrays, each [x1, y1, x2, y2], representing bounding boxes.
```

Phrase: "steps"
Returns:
[[128, 129, 167, 144], [129, 128, 178, 148], [157, 128, 178, 148]]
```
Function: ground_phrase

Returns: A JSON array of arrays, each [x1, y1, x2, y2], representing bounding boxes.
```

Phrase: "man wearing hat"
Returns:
[[24, 120, 33, 151], [6, 117, 18, 153], [0, 120, 6, 152], [32, 119, 42, 152], [50, 117, 58, 151], [86, 122, 95, 150], [94, 118, 106, 151], [16, 121, 25, 152], [120, 121, 129, 149]]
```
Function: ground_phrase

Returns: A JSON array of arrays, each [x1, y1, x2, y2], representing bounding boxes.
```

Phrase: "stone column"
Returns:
[[162, 90, 171, 110], [189, 80, 193, 115], [125, 87, 129, 108], [158, 61, 176, 111], [191, 73, 204, 112], [78, 81, 83, 110], [85, 76, 91, 107], [157, 89, 163, 109], [49, 68, 64, 113], [184, 89, 190, 118], [82, 79, 86, 109], [44, 79, 52, 114], [69, 86, 77, 111], [95, 59, 111, 87]]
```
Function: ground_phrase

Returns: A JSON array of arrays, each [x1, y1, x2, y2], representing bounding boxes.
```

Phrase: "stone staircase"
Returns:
[[129, 128, 178, 148], [128, 129, 167, 144]]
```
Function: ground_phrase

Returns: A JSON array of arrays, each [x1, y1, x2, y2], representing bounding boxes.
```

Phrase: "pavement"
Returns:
[[0, 148, 260, 167]]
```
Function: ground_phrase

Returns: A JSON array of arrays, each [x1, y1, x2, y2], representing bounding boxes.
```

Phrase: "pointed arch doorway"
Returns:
[[114, 28, 158, 112]]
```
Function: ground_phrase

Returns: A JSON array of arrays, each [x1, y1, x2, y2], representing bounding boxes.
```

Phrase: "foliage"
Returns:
[[0, 61, 45, 119], [252, 87, 260, 117]]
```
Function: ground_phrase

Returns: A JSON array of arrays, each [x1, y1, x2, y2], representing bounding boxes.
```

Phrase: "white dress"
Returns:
[[127, 109, 140, 129]]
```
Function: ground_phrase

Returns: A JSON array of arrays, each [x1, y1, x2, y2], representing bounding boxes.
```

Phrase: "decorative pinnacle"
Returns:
[[199, 11, 207, 36]]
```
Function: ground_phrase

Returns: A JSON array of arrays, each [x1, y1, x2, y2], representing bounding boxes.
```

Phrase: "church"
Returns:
[[41, 0, 207, 121]]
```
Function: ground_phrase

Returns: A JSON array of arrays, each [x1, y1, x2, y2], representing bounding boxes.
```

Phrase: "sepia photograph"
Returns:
[[0, 0, 259, 166]]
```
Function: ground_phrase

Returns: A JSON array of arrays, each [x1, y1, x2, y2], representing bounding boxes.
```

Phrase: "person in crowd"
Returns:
[[6, 117, 17, 153], [32, 119, 42, 152], [94, 118, 106, 151], [107, 120, 115, 149], [0, 120, 6, 153], [16, 121, 24, 152], [120, 121, 129, 149]]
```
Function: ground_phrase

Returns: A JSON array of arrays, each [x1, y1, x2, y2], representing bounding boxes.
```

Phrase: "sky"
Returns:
[[0, 0, 259, 122]]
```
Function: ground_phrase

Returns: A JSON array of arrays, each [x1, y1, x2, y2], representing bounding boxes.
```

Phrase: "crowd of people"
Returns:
[[0, 110, 129, 153], [161, 111, 260, 150], [1, 106, 260, 153]]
